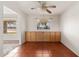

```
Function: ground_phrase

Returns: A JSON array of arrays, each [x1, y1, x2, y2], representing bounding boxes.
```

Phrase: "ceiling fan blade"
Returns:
[[31, 8, 36, 10], [46, 5, 56, 8], [46, 9, 52, 14]]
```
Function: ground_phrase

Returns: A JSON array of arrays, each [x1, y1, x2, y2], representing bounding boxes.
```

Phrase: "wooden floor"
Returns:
[[6, 42, 77, 57]]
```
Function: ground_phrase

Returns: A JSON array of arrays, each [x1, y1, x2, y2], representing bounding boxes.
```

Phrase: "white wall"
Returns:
[[60, 2, 79, 56], [0, 2, 28, 56], [26, 15, 60, 32], [0, 2, 3, 57], [17, 13, 27, 44], [3, 2, 28, 45], [3, 6, 19, 43], [0, 2, 27, 44], [0, 5, 27, 56]]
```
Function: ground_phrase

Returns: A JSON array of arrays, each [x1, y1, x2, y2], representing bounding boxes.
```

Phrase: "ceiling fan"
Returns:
[[31, 1, 56, 14]]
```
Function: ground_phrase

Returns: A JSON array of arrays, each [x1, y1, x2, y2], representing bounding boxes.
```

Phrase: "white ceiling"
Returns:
[[16, 1, 75, 15], [3, 1, 76, 16], [4, 6, 17, 15]]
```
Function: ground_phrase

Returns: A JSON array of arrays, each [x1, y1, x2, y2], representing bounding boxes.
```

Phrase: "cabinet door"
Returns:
[[30, 32, 36, 41], [36, 32, 43, 41], [48, 32, 51, 42], [55, 32, 61, 42], [44, 32, 51, 41], [25, 32, 31, 41], [50, 32, 56, 42]]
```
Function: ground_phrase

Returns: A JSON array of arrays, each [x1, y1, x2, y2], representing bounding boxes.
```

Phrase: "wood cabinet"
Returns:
[[25, 32, 31, 41], [36, 32, 43, 41], [43, 32, 51, 41], [25, 32, 61, 42], [51, 32, 56, 42]]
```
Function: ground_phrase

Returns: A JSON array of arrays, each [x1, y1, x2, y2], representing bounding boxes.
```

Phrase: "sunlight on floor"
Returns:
[[5, 47, 19, 57], [36, 50, 51, 57]]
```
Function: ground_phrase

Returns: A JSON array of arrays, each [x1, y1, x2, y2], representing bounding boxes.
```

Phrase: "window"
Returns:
[[3, 21, 16, 34]]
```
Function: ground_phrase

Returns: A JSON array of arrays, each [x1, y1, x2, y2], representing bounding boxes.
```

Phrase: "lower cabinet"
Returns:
[[25, 32, 61, 42]]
